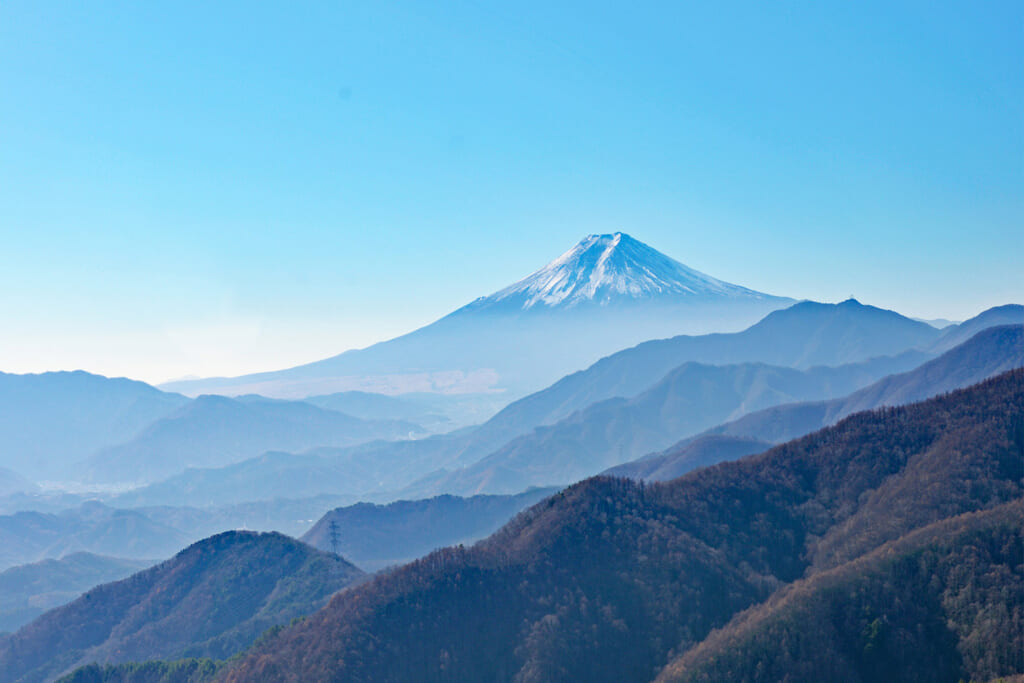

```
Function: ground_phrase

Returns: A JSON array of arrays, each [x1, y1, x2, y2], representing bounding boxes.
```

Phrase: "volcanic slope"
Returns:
[[160, 233, 793, 399]]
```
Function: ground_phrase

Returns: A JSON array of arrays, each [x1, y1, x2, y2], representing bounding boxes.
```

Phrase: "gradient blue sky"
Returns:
[[1, 1, 1021, 383]]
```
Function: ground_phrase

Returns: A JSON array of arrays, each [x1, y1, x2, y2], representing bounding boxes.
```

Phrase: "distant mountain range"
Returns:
[[0, 531, 364, 683], [0, 371, 189, 481], [160, 233, 794, 398], [608, 323, 1024, 482], [79, 394, 423, 485], [119, 302, 1020, 506], [0, 502, 190, 572], [412, 351, 930, 496], [301, 488, 557, 572]]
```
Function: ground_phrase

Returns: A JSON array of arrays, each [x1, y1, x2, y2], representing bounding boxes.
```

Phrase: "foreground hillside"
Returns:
[[0, 532, 364, 683], [657, 501, 1023, 682], [196, 369, 1023, 682]]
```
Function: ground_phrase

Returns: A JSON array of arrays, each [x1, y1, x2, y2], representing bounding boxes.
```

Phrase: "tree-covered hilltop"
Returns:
[[0, 531, 363, 683]]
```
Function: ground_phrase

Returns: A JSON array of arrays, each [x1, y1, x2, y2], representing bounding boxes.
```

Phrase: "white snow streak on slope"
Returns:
[[484, 232, 769, 309]]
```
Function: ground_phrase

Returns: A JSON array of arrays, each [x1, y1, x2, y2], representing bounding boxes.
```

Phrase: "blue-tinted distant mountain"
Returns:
[[663, 324, 1024, 461], [0, 502, 190, 571], [407, 351, 931, 496], [0, 531, 364, 683], [0, 371, 188, 480], [303, 390, 444, 423], [465, 298, 941, 443], [444, 322, 1024, 495], [930, 303, 1023, 353], [914, 316, 958, 328], [308, 299, 943, 496], [80, 395, 423, 485], [301, 488, 557, 572], [0, 553, 151, 634], [160, 234, 793, 399], [122, 304, 1017, 507]]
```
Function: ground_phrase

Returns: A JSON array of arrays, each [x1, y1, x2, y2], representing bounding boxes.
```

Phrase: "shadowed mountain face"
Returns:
[[0, 531, 364, 683], [204, 369, 1024, 683], [301, 489, 558, 572], [160, 234, 793, 399], [608, 324, 1024, 484], [0, 371, 188, 481], [655, 502, 1024, 683], [79, 395, 423, 485]]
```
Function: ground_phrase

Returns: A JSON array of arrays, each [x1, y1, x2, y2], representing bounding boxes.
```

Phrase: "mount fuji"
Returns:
[[162, 234, 794, 399]]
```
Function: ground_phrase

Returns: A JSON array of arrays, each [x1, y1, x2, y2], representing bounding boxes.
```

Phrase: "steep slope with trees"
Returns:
[[657, 502, 1023, 683], [0, 532, 364, 683]]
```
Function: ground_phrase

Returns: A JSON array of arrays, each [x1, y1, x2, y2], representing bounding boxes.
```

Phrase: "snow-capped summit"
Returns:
[[475, 232, 773, 310]]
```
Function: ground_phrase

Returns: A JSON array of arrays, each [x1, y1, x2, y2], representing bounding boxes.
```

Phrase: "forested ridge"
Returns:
[[201, 369, 1023, 682], [0, 532, 363, 683]]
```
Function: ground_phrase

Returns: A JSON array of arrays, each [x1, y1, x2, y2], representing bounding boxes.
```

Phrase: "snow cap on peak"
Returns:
[[484, 233, 771, 309]]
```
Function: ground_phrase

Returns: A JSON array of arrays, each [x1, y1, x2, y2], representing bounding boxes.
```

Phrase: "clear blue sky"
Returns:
[[1, 1, 1021, 383]]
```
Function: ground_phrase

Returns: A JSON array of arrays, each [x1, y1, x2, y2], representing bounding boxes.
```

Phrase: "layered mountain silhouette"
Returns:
[[411, 352, 931, 496], [160, 234, 794, 398], [0, 371, 189, 481], [79, 394, 422, 485], [0, 502, 190, 571], [301, 488, 557, 572], [608, 324, 1024, 483], [134, 369, 1021, 683], [119, 305, 1015, 507], [693, 323, 1024, 447], [0, 531, 364, 683]]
